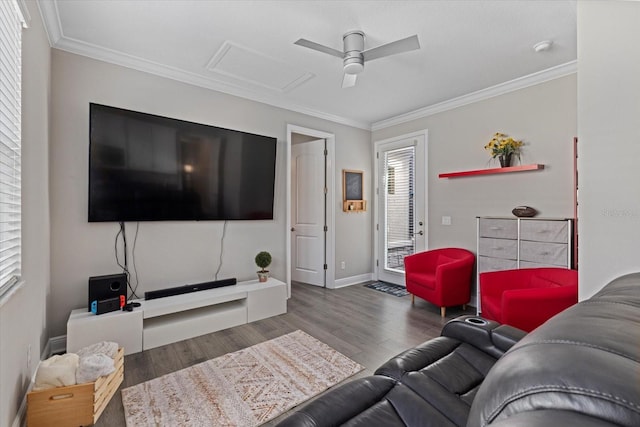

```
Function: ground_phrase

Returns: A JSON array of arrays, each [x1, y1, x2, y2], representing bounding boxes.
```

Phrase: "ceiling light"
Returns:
[[533, 40, 553, 53], [344, 58, 364, 75]]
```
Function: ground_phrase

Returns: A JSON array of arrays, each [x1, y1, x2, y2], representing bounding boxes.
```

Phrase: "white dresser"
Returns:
[[476, 217, 572, 313]]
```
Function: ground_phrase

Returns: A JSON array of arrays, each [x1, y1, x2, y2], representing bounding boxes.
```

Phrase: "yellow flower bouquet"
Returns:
[[484, 132, 523, 167]]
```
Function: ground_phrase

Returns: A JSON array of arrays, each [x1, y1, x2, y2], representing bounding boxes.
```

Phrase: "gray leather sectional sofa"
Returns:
[[278, 273, 640, 426]]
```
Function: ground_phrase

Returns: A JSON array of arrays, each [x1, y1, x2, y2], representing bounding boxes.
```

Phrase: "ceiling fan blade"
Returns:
[[294, 38, 343, 58], [342, 73, 357, 88], [362, 35, 420, 61]]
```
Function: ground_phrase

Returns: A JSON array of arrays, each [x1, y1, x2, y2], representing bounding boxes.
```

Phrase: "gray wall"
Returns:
[[49, 50, 372, 336], [577, 1, 640, 299], [0, 1, 51, 425], [373, 75, 577, 262]]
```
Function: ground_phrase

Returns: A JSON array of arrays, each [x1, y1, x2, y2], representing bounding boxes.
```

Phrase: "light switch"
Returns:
[[442, 216, 452, 226]]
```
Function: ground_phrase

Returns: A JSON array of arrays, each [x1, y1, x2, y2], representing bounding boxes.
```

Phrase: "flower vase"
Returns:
[[499, 153, 512, 168]]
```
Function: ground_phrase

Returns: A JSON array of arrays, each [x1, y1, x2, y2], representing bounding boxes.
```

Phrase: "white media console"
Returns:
[[67, 278, 287, 355]]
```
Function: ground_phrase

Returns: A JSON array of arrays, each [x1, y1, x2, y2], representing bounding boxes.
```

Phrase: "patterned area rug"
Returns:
[[121, 330, 364, 426], [364, 281, 410, 297]]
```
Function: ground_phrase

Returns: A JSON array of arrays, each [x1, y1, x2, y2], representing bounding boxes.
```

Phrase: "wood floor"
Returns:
[[96, 281, 474, 426]]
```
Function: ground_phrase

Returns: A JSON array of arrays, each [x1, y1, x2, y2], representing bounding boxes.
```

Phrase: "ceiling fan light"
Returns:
[[344, 61, 364, 75]]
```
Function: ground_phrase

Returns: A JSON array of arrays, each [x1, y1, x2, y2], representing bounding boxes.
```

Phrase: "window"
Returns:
[[387, 166, 395, 195], [0, 0, 26, 299], [383, 146, 415, 271]]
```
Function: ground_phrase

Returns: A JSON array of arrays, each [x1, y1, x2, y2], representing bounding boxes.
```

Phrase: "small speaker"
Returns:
[[88, 273, 127, 312]]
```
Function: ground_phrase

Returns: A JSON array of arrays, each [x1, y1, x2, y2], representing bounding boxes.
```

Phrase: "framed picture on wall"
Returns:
[[342, 169, 366, 212]]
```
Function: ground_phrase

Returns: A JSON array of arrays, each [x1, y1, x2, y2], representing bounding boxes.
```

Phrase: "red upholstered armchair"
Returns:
[[404, 248, 475, 317], [480, 268, 578, 332]]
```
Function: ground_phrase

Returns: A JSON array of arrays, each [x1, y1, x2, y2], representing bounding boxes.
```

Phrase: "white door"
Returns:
[[291, 139, 326, 286], [376, 133, 427, 285]]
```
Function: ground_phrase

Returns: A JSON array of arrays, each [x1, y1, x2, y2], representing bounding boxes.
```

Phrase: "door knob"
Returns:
[[291, 227, 295, 232]]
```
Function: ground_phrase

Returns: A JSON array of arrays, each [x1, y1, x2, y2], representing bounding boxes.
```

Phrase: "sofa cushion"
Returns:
[[276, 376, 460, 427], [397, 343, 496, 426], [407, 272, 436, 289], [375, 337, 460, 380], [375, 322, 506, 427]]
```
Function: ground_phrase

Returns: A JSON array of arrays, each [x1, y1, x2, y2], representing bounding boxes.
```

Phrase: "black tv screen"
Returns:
[[88, 103, 277, 222]]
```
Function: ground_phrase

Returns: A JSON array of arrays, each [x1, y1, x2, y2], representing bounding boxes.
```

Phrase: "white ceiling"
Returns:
[[37, 0, 577, 130]]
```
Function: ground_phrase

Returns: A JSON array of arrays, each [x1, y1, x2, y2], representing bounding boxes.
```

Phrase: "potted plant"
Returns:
[[255, 251, 272, 282], [484, 132, 523, 167]]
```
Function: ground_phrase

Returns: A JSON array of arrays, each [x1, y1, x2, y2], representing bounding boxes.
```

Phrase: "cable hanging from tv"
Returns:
[[114, 221, 140, 301]]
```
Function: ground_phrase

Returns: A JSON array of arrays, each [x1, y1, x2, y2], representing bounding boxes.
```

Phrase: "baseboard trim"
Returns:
[[333, 273, 374, 289], [11, 340, 50, 427], [12, 397, 25, 427], [48, 335, 67, 356]]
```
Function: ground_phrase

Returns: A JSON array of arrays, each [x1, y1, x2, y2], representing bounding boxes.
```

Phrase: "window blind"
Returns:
[[0, 0, 23, 297], [384, 146, 415, 248]]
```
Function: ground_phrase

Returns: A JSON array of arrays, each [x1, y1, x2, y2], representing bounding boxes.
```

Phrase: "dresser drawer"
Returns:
[[478, 237, 517, 259], [478, 256, 518, 273], [519, 241, 568, 266], [520, 220, 569, 243], [479, 218, 517, 239]]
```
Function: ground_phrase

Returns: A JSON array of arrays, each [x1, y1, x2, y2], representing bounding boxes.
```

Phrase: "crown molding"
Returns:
[[36, 0, 62, 45], [37, 0, 577, 133], [16, 0, 31, 28], [371, 60, 578, 131], [52, 36, 371, 130], [39, 0, 371, 131]]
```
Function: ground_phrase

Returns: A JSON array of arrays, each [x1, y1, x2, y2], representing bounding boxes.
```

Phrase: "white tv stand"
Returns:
[[67, 278, 287, 355]]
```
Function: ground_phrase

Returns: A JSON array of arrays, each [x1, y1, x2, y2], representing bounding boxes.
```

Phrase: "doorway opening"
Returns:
[[374, 130, 428, 286], [286, 125, 336, 298]]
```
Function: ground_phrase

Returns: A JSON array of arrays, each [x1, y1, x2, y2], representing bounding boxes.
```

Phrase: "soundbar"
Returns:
[[144, 278, 237, 300]]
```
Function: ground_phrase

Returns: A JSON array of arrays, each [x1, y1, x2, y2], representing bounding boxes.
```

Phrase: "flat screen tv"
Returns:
[[88, 103, 277, 222]]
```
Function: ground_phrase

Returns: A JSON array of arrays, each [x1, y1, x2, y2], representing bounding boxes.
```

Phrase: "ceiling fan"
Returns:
[[295, 31, 420, 88]]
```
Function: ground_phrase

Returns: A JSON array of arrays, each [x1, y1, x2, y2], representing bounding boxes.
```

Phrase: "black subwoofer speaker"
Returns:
[[88, 273, 127, 311]]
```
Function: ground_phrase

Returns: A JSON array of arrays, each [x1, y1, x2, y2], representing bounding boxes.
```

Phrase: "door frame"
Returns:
[[373, 129, 429, 283], [286, 124, 336, 298]]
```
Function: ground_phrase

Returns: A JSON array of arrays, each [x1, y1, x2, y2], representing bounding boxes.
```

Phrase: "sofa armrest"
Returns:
[[441, 315, 518, 359], [374, 336, 461, 380], [485, 410, 622, 427], [491, 324, 527, 353]]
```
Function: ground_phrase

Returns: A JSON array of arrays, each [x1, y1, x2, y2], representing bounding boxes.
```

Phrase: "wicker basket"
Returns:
[[27, 347, 123, 427]]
